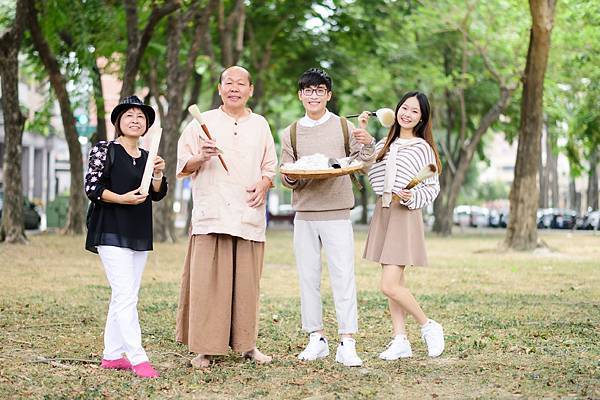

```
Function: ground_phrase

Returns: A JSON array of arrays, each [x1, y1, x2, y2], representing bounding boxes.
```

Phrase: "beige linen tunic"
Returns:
[[176, 107, 277, 241]]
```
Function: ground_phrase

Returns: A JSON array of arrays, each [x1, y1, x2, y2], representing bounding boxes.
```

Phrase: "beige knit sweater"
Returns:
[[279, 114, 376, 220]]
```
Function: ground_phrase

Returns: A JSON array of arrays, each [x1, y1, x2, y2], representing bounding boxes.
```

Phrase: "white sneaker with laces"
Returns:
[[298, 332, 329, 361], [335, 338, 363, 367], [379, 334, 413, 360], [421, 319, 444, 357]]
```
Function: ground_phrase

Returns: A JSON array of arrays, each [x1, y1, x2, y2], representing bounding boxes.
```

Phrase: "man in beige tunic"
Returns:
[[176, 66, 277, 367]]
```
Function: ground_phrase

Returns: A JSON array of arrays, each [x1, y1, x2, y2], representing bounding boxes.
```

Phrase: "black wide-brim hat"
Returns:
[[110, 95, 156, 129]]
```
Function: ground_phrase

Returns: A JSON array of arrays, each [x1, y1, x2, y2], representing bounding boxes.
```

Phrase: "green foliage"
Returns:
[[0, 0, 16, 29], [9, 0, 598, 186], [459, 179, 510, 204], [545, 0, 600, 176], [20, 0, 120, 134], [23, 92, 55, 137]]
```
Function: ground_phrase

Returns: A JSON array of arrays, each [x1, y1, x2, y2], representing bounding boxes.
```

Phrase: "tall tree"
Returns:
[[505, 0, 557, 250], [0, 0, 27, 243], [245, 0, 319, 112], [151, 0, 217, 242], [431, 17, 519, 235], [544, 0, 598, 212], [205, 0, 246, 108], [25, 0, 89, 234], [401, 1, 524, 236], [119, 0, 180, 99], [91, 62, 107, 144]]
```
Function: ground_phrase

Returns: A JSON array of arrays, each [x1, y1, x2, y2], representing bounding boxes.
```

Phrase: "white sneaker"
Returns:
[[379, 334, 413, 360], [335, 338, 363, 367], [421, 319, 444, 357], [298, 332, 329, 361]]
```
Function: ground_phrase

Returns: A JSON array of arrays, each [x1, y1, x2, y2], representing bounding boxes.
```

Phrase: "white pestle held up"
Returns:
[[139, 124, 162, 195]]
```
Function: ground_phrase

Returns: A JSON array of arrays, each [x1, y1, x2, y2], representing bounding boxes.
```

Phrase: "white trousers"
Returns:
[[293, 219, 358, 334], [97, 246, 149, 365]]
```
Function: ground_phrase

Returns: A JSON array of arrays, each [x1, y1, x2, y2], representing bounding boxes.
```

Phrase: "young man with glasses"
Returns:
[[279, 68, 376, 366]]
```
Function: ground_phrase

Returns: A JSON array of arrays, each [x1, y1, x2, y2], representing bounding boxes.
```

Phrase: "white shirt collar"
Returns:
[[298, 109, 332, 127]]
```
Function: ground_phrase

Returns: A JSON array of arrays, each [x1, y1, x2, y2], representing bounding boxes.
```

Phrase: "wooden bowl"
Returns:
[[280, 162, 364, 180]]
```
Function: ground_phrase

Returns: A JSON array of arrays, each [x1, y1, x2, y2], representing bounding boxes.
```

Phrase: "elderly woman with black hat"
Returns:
[[84, 96, 167, 378]]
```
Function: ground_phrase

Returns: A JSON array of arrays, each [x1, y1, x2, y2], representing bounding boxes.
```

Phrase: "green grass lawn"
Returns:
[[0, 228, 598, 399]]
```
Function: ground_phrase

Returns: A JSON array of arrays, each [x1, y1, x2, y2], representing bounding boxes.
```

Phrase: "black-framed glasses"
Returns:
[[301, 88, 328, 96]]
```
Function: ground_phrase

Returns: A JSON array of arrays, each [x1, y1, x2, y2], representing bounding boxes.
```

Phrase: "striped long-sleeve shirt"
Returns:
[[367, 137, 440, 210]]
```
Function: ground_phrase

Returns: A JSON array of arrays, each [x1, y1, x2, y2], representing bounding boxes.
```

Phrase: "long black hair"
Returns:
[[376, 91, 442, 173]]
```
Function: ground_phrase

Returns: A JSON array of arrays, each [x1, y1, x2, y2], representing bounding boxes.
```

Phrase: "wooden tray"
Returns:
[[280, 162, 363, 180]]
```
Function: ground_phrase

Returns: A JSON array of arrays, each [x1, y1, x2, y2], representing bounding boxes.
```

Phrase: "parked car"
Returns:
[[350, 204, 375, 223], [267, 204, 295, 225], [537, 208, 554, 229], [488, 208, 509, 228], [0, 191, 42, 230], [576, 210, 600, 230], [453, 205, 471, 227], [538, 208, 577, 229], [553, 208, 577, 229], [469, 206, 490, 227], [498, 210, 509, 228], [453, 205, 490, 228]]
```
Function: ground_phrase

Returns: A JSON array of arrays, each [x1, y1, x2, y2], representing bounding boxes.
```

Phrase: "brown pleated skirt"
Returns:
[[363, 198, 428, 266], [176, 233, 265, 355]]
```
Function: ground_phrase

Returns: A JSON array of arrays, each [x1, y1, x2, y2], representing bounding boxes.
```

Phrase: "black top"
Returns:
[[84, 141, 167, 253]]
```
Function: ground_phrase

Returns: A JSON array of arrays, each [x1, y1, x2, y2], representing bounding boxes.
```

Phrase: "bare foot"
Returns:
[[190, 354, 210, 368], [243, 348, 272, 364]]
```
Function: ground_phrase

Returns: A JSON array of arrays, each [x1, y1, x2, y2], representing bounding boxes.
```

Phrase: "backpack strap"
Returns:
[[106, 141, 115, 176], [340, 117, 363, 191], [291, 117, 362, 190], [290, 121, 298, 160], [340, 116, 350, 157]]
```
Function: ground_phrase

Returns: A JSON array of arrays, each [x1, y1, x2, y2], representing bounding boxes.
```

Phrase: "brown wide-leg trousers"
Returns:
[[176, 233, 265, 355]]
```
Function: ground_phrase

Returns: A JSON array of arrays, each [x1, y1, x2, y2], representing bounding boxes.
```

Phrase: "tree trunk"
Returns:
[[91, 63, 107, 144], [26, 0, 87, 235], [0, 0, 27, 244], [432, 167, 455, 236], [587, 148, 599, 210], [154, 13, 185, 243], [154, 2, 215, 242], [120, 0, 180, 99], [548, 138, 559, 207], [432, 51, 457, 236], [433, 87, 515, 235], [505, 0, 556, 250], [538, 129, 549, 208], [568, 178, 578, 210]]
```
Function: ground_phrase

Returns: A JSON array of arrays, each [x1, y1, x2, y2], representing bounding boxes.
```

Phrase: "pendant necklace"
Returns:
[[117, 139, 139, 165]]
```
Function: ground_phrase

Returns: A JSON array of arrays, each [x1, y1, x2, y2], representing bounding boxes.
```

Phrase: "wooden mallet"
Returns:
[[188, 104, 229, 173]]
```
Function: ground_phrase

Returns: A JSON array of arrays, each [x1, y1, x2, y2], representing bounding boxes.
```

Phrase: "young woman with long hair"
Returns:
[[354, 91, 445, 360]]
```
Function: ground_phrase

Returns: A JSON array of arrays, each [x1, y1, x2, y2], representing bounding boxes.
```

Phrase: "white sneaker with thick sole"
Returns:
[[335, 338, 363, 367], [421, 319, 444, 357], [298, 332, 329, 361], [379, 334, 413, 360]]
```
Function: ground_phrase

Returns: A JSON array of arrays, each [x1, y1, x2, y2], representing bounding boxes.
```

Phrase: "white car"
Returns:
[[350, 204, 375, 223]]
